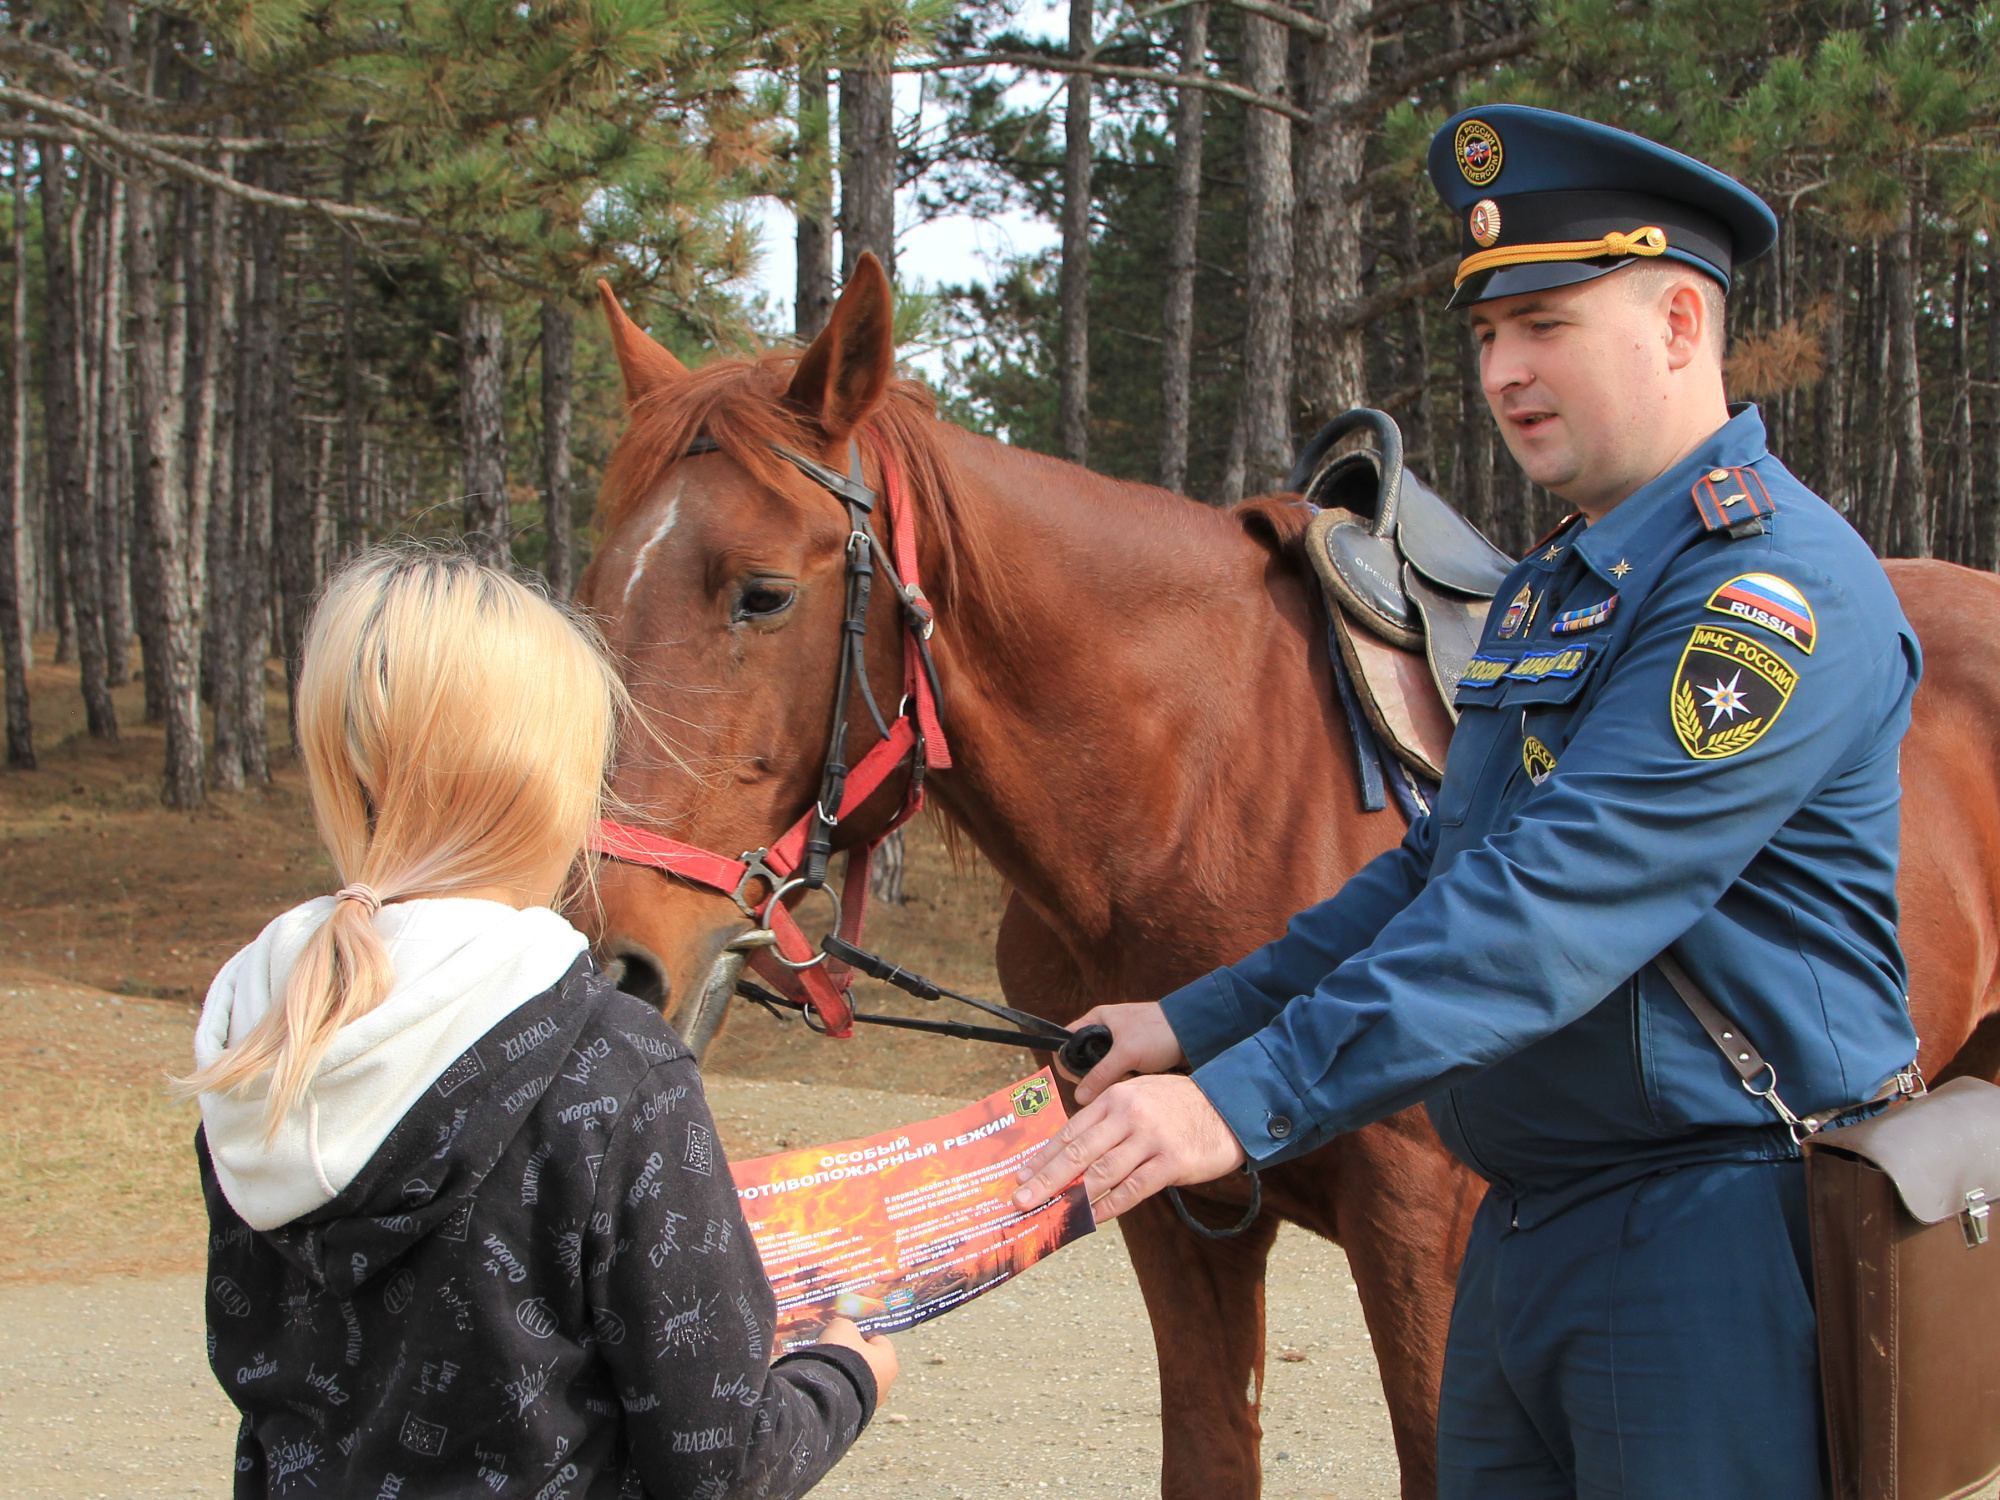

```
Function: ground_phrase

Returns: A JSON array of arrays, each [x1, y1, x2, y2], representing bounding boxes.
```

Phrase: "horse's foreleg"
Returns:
[[1117, 1193, 1281, 1500], [993, 894, 1277, 1498], [1329, 1110, 1483, 1500]]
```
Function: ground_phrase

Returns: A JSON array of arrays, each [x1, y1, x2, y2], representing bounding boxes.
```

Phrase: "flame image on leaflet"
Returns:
[[729, 1069, 1095, 1349]]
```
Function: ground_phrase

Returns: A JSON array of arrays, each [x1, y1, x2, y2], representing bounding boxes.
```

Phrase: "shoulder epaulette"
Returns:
[[1691, 465, 1774, 539]]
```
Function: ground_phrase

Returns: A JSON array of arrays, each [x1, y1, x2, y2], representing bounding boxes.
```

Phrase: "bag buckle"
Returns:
[[1963, 1188, 1991, 1249]]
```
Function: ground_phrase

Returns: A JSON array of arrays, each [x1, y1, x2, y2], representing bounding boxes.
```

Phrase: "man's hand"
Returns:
[[1011, 1074, 1247, 1224], [1056, 1001, 1187, 1104]]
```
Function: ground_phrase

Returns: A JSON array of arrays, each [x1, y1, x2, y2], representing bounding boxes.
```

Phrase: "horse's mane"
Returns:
[[597, 350, 994, 608]]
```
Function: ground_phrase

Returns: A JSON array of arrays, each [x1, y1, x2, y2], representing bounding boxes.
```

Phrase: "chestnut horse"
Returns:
[[576, 259, 2000, 1499]]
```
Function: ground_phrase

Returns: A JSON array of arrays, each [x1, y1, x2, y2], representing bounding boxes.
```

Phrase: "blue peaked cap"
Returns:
[[1426, 104, 1778, 310]]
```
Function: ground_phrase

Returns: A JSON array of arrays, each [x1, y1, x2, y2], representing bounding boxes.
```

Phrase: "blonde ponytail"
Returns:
[[177, 547, 625, 1140]]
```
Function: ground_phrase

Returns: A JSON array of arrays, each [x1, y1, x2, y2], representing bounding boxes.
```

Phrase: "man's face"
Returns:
[[1467, 267, 1702, 512]]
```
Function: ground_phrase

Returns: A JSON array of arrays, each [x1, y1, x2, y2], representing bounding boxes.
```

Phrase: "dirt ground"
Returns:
[[0, 655, 1401, 1497]]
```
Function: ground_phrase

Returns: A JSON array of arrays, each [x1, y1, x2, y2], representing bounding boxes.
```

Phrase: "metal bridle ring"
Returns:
[[762, 878, 845, 969]]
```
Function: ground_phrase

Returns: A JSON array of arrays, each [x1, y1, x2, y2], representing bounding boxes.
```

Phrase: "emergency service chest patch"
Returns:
[[1671, 624, 1799, 759]]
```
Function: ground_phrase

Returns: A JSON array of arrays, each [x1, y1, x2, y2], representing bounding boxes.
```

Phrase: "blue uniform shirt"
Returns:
[[1162, 406, 1923, 1224]]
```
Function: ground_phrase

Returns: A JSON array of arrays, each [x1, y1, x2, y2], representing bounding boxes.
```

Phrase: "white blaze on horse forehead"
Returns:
[[621, 472, 690, 610]]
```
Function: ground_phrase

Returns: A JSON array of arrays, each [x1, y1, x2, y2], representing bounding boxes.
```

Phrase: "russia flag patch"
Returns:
[[1705, 573, 1816, 654]]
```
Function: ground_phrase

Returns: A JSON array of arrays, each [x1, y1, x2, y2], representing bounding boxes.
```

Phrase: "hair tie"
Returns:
[[335, 883, 384, 915]]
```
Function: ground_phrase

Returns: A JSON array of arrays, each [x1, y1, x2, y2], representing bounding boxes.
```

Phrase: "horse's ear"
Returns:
[[785, 253, 894, 439], [597, 280, 687, 405]]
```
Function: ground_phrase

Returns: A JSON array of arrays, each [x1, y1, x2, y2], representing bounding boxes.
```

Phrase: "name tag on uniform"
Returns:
[[1457, 645, 1595, 703], [1506, 645, 1593, 681]]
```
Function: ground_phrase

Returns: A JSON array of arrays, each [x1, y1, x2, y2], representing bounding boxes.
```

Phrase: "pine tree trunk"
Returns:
[[795, 56, 836, 340], [1293, 0, 1369, 432], [184, 177, 226, 746], [338, 160, 363, 558], [9, 145, 32, 674], [39, 147, 116, 739], [1, 145, 32, 768], [1157, 3, 1207, 495], [1984, 253, 2000, 572], [540, 300, 575, 597], [1886, 197, 1928, 557], [1947, 249, 1973, 566], [1396, 191, 1435, 483], [127, 173, 205, 807], [95, 173, 135, 692], [271, 223, 313, 729], [1238, 12, 1294, 491], [207, 246, 248, 791], [1056, 0, 1094, 465], [197, 185, 238, 753], [1457, 332, 1494, 534], [459, 296, 509, 566], [839, 56, 896, 278], [239, 209, 275, 782], [1821, 242, 1848, 522]]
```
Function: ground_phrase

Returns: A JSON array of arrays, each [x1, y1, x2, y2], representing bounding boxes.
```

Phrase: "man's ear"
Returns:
[[1662, 275, 1710, 373]]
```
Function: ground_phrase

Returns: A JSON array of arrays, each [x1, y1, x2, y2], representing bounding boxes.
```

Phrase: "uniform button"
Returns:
[[1709, 468, 1731, 482], [1268, 1114, 1292, 1140]]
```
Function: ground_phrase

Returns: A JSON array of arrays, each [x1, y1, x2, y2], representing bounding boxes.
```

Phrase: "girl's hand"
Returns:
[[815, 1317, 900, 1403]]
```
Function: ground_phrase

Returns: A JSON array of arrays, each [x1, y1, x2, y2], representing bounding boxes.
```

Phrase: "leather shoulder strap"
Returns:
[[1652, 949, 1770, 1085], [1651, 949, 1915, 1137]]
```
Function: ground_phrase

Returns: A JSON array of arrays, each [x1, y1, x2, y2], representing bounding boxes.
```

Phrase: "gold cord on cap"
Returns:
[[1454, 225, 1669, 288], [334, 883, 384, 915]]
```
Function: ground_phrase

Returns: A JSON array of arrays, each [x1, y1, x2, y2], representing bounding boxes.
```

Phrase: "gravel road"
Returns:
[[0, 1072, 1400, 1499]]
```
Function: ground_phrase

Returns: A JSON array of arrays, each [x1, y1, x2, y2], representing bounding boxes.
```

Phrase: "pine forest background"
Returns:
[[0, 0, 1994, 803]]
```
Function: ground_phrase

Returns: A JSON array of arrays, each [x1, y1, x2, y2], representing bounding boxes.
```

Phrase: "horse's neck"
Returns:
[[923, 430, 1396, 990]]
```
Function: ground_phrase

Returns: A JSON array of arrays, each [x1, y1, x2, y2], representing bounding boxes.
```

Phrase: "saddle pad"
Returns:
[[1329, 606, 1454, 782]]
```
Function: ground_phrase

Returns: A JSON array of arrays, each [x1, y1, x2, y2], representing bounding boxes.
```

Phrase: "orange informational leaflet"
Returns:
[[729, 1069, 1095, 1349]]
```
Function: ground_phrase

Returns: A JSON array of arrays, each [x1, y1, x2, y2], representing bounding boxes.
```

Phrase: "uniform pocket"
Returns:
[[1433, 705, 1508, 827]]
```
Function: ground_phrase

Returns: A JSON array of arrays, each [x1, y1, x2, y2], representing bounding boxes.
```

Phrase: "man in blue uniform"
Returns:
[[1012, 105, 1923, 1498]]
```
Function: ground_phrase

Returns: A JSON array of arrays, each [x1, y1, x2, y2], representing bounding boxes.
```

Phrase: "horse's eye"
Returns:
[[734, 583, 796, 621]]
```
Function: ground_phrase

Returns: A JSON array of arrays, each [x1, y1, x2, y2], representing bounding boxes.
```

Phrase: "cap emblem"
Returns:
[[1455, 119, 1503, 186], [1468, 199, 1502, 247]]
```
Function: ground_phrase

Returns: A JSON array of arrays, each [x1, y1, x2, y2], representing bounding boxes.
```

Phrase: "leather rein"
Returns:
[[589, 430, 951, 1039]]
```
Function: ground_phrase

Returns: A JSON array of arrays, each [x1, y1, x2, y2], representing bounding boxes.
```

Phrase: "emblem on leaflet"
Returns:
[[1011, 1078, 1053, 1116], [1670, 625, 1798, 760]]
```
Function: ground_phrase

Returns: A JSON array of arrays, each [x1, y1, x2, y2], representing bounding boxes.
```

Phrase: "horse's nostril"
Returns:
[[611, 951, 668, 1012]]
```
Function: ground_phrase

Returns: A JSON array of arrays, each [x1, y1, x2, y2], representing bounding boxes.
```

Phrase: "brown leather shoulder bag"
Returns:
[[1654, 952, 2000, 1500]]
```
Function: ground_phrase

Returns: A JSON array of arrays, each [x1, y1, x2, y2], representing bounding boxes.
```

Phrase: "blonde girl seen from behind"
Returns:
[[180, 547, 619, 1138], [188, 547, 892, 1500]]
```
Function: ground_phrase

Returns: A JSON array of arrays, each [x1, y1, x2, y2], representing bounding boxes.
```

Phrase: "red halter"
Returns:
[[589, 431, 950, 1038]]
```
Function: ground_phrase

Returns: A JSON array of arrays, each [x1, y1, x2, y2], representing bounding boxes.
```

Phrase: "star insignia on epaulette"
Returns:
[[1541, 545, 1563, 561], [1610, 559, 1632, 578]]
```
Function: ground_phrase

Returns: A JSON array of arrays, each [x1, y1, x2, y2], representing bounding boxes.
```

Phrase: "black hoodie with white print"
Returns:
[[197, 913, 873, 1500]]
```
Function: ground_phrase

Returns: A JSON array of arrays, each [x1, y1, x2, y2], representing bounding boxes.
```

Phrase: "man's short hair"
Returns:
[[1621, 261, 1727, 362]]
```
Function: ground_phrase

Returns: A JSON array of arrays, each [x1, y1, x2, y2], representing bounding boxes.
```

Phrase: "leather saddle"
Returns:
[[1293, 409, 1514, 781]]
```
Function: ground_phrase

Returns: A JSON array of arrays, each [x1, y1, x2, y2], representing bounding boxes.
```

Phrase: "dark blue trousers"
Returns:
[[1437, 1159, 1825, 1500]]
